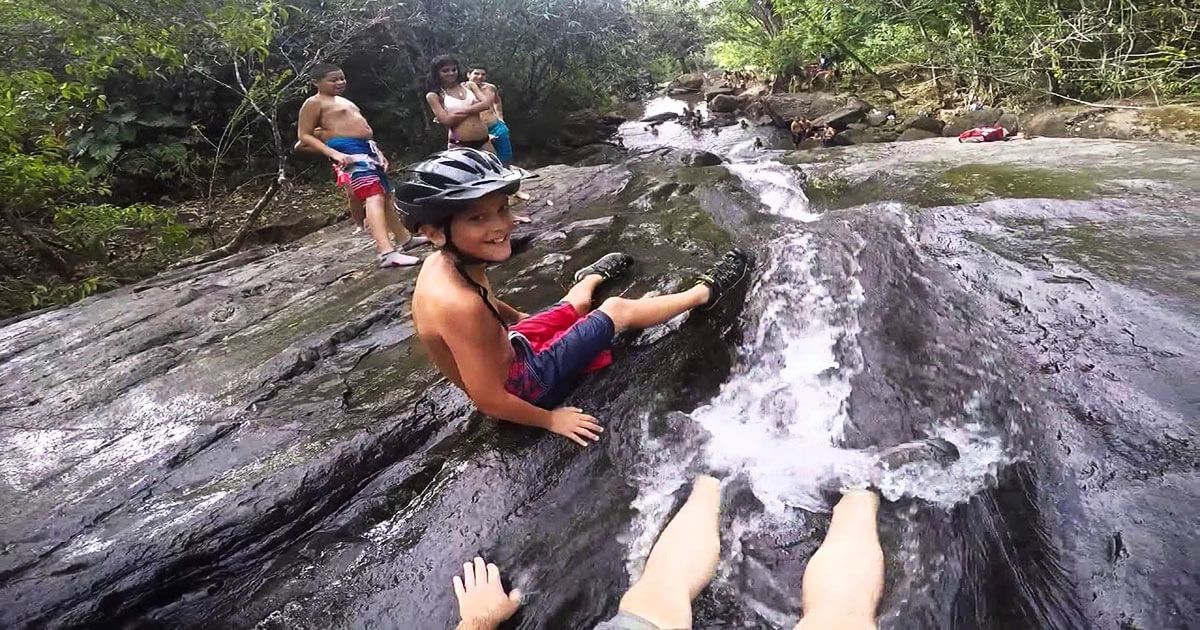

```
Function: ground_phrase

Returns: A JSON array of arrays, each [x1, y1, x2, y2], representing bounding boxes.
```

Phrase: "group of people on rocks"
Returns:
[[294, 56, 964, 630], [295, 56, 515, 269], [790, 116, 837, 147]]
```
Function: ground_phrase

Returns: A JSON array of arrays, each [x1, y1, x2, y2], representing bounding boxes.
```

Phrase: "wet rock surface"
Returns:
[[2, 120, 1197, 630]]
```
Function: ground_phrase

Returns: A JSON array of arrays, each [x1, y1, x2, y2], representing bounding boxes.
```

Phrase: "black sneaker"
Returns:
[[876, 437, 960, 470], [695, 248, 752, 310], [573, 252, 633, 284]]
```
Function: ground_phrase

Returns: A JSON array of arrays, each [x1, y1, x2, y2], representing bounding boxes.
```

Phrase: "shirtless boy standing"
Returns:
[[467, 64, 514, 165], [397, 149, 751, 446], [297, 64, 421, 268]]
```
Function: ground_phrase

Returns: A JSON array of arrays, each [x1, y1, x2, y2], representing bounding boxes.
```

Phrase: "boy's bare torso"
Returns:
[[412, 253, 514, 391], [475, 83, 500, 126], [307, 94, 374, 139]]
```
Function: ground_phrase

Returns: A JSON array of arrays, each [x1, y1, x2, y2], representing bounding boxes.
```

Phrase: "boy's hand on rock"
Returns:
[[549, 407, 603, 447], [454, 556, 521, 629]]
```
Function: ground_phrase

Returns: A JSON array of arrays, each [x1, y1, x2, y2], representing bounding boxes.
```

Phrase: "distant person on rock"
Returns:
[[296, 64, 423, 268], [399, 149, 752, 447], [467, 64, 514, 165], [790, 117, 812, 147], [449, 438, 959, 629], [427, 55, 495, 153]]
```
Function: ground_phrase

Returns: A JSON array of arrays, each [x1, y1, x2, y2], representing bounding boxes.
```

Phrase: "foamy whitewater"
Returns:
[[621, 160, 1014, 608]]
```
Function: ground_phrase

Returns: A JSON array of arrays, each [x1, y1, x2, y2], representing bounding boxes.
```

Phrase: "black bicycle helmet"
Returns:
[[395, 148, 531, 231]]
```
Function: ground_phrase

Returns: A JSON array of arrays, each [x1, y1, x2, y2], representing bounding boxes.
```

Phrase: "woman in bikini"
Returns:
[[426, 55, 494, 153]]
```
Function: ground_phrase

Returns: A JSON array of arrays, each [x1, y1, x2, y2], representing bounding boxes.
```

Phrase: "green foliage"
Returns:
[[25, 276, 119, 309], [708, 0, 1200, 100], [53, 203, 194, 261], [0, 0, 671, 318]]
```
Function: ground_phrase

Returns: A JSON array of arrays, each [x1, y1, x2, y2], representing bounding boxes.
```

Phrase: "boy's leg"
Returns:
[[594, 247, 750, 332], [616, 476, 722, 628], [381, 192, 413, 243], [362, 193, 394, 254], [793, 490, 884, 630], [597, 286, 710, 333], [347, 191, 366, 228], [561, 275, 605, 315]]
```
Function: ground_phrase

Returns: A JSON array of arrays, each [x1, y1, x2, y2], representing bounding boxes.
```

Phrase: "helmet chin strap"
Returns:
[[442, 223, 508, 329]]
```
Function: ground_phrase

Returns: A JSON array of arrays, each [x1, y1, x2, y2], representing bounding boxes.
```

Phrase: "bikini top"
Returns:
[[441, 85, 479, 114]]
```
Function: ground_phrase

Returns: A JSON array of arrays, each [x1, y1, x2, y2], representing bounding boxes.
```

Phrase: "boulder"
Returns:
[[996, 113, 1020, 133], [709, 94, 740, 113], [740, 84, 772, 99], [705, 86, 736, 101], [838, 127, 900, 145], [943, 108, 1004, 136], [847, 122, 870, 131], [897, 128, 939, 142], [904, 115, 945, 134], [683, 150, 723, 167], [825, 131, 856, 147], [812, 97, 872, 130], [707, 112, 741, 127], [560, 109, 623, 147], [568, 143, 625, 166], [640, 111, 680, 124], [668, 73, 704, 93], [866, 111, 890, 127], [760, 93, 842, 126]]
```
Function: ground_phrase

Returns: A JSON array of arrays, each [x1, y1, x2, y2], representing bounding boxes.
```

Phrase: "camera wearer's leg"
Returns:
[[618, 476, 722, 628], [793, 490, 884, 630]]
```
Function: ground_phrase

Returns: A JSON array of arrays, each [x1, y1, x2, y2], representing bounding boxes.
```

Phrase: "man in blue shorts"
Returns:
[[399, 148, 751, 447], [467, 65, 514, 165]]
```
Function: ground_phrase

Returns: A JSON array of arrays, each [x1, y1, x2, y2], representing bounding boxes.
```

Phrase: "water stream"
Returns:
[[2, 94, 1196, 629]]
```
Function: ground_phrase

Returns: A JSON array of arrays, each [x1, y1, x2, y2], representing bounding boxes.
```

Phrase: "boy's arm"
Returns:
[[463, 82, 494, 114], [493, 299, 527, 324], [490, 84, 504, 121], [297, 99, 353, 167], [441, 299, 603, 446]]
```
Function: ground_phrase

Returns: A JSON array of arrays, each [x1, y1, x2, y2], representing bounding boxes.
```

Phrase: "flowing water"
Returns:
[[2, 95, 1197, 629]]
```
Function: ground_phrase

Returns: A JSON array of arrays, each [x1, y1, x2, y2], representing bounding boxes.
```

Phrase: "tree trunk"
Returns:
[[0, 206, 73, 278]]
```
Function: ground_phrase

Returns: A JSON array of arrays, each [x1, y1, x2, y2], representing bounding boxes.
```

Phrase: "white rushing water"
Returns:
[[622, 159, 1014, 609]]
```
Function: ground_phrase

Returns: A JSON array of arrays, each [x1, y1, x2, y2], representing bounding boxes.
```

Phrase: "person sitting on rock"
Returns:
[[816, 124, 838, 146], [399, 149, 752, 447], [449, 439, 960, 629]]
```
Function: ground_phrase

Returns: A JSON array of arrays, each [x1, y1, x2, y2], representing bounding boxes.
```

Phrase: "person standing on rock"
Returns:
[[427, 56, 496, 153], [467, 64, 514, 165], [296, 64, 423, 268], [398, 148, 752, 447]]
